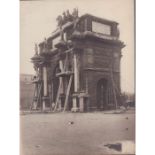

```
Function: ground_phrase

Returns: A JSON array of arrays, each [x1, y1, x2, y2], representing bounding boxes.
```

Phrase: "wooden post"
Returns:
[[63, 75, 73, 112], [59, 60, 64, 93], [53, 78, 62, 112]]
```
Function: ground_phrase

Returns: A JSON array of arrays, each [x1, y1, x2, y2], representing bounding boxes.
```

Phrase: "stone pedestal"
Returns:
[[57, 98, 62, 111], [79, 96, 84, 112], [78, 92, 89, 112], [42, 96, 49, 111], [32, 97, 38, 110], [42, 100, 46, 111], [71, 94, 79, 112]]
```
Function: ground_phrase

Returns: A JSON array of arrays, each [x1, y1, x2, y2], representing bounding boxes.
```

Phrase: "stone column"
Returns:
[[72, 53, 79, 112], [33, 83, 38, 110], [85, 76, 88, 93], [73, 53, 78, 92], [79, 95, 84, 112], [58, 60, 64, 110], [33, 68, 39, 110], [42, 66, 47, 111]]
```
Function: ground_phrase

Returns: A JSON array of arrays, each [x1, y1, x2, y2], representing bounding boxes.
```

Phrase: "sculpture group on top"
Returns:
[[56, 8, 79, 28]]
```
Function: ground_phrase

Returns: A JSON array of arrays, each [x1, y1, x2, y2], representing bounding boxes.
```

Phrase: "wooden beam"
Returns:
[[53, 78, 63, 112], [63, 75, 73, 112], [56, 71, 73, 77]]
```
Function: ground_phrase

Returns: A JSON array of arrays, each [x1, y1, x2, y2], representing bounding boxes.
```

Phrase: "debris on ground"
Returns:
[[68, 121, 74, 125], [103, 140, 135, 154], [104, 143, 122, 151], [35, 145, 40, 148]]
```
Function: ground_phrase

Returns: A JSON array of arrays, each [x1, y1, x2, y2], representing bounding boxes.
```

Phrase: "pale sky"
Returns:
[[20, 0, 134, 93]]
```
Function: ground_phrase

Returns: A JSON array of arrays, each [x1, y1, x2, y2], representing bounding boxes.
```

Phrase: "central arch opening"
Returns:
[[96, 78, 108, 110]]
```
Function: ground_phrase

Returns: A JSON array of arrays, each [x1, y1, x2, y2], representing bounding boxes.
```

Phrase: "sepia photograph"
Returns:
[[20, 0, 135, 155]]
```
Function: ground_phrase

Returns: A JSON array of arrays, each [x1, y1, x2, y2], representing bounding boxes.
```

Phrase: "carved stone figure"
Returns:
[[62, 11, 67, 24], [66, 10, 73, 21], [56, 9, 79, 27], [35, 43, 38, 55], [56, 15, 63, 27], [72, 8, 78, 19]]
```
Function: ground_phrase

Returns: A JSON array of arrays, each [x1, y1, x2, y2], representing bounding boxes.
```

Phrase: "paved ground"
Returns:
[[20, 110, 135, 155]]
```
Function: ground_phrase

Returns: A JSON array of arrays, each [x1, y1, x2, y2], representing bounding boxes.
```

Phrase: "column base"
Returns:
[[32, 101, 37, 110], [79, 97, 84, 112], [42, 96, 49, 111], [42, 101, 46, 111], [71, 107, 79, 112], [71, 94, 79, 112], [78, 92, 89, 112], [31, 96, 38, 110], [57, 99, 62, 111]]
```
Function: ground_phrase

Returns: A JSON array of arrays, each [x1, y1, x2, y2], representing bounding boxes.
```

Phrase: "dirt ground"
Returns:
[[20, 110, 135, 155]]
